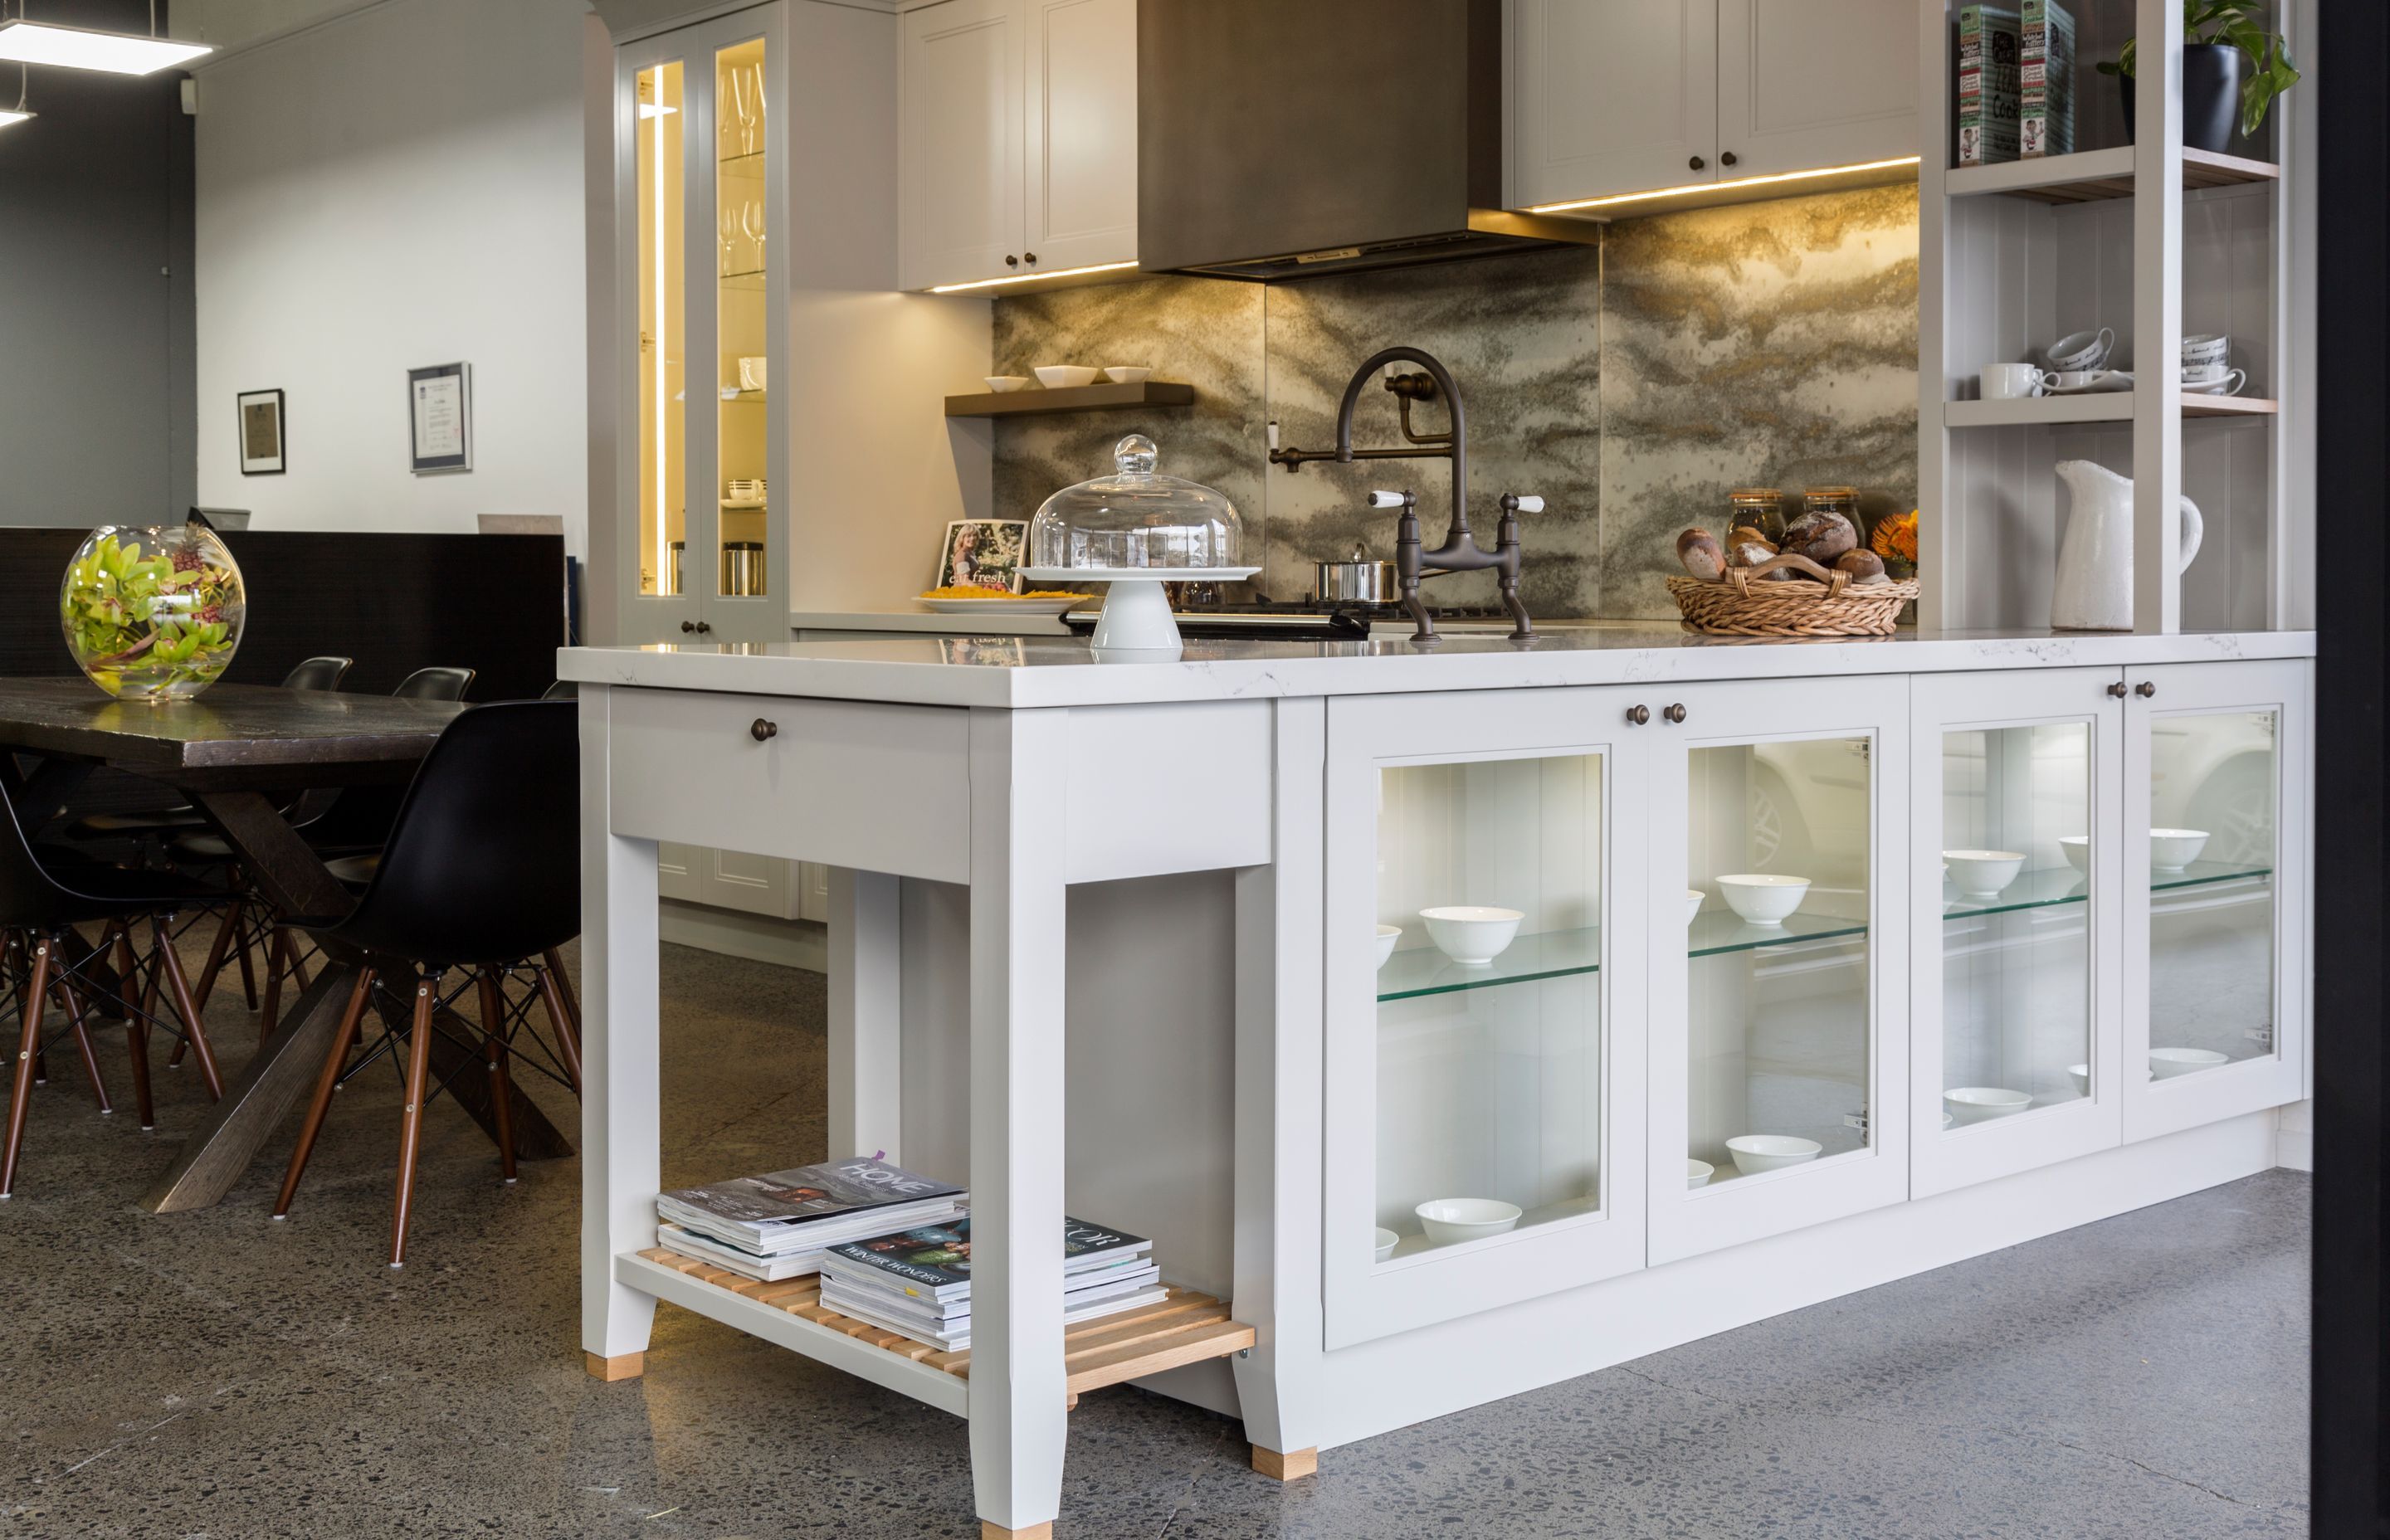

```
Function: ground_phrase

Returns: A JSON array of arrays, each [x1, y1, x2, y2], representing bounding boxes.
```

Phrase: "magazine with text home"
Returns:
[[656, 1157, 965, 1254], [821, 1216, 1153, 1304]]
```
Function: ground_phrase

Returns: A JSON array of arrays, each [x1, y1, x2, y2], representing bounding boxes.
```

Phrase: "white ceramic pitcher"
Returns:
[[2051, 461, 2204, 631]]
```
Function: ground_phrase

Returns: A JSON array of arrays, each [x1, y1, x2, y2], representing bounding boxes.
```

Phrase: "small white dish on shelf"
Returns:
[[2150, 1046, 2229, 1079], [1684, 889, 1704, 926], [915, 593, 1090, 615], [1415, 1198, 1522, 1245], [1102, 365, 1152, 384], [1686, 1158, 1713, 1190], [1033, 365, 1100, 388], [1943, 850, 2025, 900], [1725, 1135, 1821, 1175], [1715, 874, 1808, 926], [1373, 924, 1401, 971], [2045, 369, 2134, 395], [1419, 906, 1524, 966], [2181, 368, 2247, 396], [1373, 1226, 1400, 1262], [2059, 835, 2090, 874], [719, 499, 767, 511], [1941, 1111, 1955, 1129], [1945, 1086, 2033, 1123], [2068, 1063, 2090, 1098], [983, 375, 1031, 393], [2149, 828, 2209, 872]]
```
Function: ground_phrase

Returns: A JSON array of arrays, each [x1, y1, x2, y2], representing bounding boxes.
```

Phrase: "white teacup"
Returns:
[[2183, 365, 2246, 396], [1980, 363, 2046, 400], [2046, 327, 2116, 373], [2181, 333, 2230, 366]]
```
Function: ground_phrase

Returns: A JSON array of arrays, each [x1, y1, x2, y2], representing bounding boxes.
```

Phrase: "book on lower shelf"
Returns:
[[653, 1157, 967, 1277], [815, 1215, 1164, 1352]]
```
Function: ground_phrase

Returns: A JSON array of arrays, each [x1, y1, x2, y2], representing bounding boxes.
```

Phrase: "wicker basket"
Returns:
[[1666, 552, 1918, 637]]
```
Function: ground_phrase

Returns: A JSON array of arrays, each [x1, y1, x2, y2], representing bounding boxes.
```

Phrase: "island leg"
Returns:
[[967, 710, 1070, 1538], [580, 685, 661, 1382], [827, 868, 904, 1165]]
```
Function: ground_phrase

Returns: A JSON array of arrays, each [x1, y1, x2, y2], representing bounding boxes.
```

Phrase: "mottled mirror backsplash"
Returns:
[[990, 185, 1919, 621]]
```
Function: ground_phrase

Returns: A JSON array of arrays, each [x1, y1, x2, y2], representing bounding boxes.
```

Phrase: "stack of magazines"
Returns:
[[655, 1157, 966, 1283], [817, 1216, 1165, 1352]]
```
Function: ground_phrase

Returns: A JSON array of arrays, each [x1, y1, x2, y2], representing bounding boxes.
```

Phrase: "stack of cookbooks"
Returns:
[[654, 1157, 966, 1283], [816, 1216, 1165, 1352]]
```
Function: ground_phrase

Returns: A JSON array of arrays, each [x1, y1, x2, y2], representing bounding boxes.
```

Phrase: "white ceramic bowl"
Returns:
[[1715, 874, 1809, 926], [1685, 889, 1704, 926], [2059, 836, 2090, 874], [2150, 1046, 2229, 1079], [1686, 1158, 1714, 1190], [1033, 364, 1099, 388], [2067, 1063, 2090, 1098], [1945, 1085, 2033, 1123], [1102, 365, 1152, 384], [1415, 1198, 1523, 1245], [2149, 828, 2209, 873], [1941, 1111, 1955, 1129], [1725, 1134, 1822, 1175], [1943, 850, 2025, 899], [1420, 906, 1524, 966], [1373, 924, 1401, 971], [983, 375, 1030, 393], [1373, 1226, 1399, 1262]]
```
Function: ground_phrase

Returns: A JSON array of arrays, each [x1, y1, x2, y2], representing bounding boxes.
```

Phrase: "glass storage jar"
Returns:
[[1802, 485, 1861, 527], [1727, 488, 1785, 543]]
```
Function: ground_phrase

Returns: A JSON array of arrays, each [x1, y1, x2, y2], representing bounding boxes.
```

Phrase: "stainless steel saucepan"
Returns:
[[1314, 544, 1398, 604]]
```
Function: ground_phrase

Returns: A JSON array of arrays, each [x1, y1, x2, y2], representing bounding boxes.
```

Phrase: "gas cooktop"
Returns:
[[1060, 597, 1516, 641]]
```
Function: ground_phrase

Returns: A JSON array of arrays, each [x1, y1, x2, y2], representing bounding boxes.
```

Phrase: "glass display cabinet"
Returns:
[[1323, 690, 1649, 1348], [2121, 661, 2310, 1143], [1909, 670, 2124, 1197], [1646, 677, 1909, 1265], [617, 5, 789, 645]]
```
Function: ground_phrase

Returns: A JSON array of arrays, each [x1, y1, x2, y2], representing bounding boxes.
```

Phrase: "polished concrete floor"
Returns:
[[0, 937, 2310, 1538]]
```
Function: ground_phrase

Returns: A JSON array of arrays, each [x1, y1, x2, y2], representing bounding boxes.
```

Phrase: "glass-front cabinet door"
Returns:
[[2121, 660, 2310, 1142], [616, 7, 788, 645], [1646, 677, 1908, 1265], [1910, 670, 2124, 1197], [1323, 690, 1649, 1349]]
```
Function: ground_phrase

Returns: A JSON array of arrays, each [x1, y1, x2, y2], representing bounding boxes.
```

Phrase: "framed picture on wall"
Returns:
[[407, 361, 472, 474], [237, 388, 285, 475], [931, 519, 1028, 592]]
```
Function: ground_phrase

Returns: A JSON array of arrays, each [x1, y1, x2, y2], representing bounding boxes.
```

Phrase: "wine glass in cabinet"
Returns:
[[2120, 660, 2310, 1143], [1909, 670, 2125, 1198], [1321, 689, 1650, 1349], [1646, 676, 1910, 1265]]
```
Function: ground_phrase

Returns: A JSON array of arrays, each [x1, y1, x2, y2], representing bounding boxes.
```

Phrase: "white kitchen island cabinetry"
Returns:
[[562, 626, 2310, 1538]]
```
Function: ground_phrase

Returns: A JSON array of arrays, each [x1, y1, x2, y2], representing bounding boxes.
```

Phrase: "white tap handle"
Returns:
[[1511, 495, 1544, 513], [1266, 419, 1280, 451], [1366, 490, 1408, 509]]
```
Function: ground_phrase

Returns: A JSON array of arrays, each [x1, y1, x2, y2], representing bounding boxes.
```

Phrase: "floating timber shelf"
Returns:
[[1945, 145, 2278, 205], [945, 382, 1197, 417], [1944, 394, 2280, 428]]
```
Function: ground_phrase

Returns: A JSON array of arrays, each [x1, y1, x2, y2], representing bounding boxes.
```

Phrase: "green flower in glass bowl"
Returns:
[[59, 522, 247, 701]]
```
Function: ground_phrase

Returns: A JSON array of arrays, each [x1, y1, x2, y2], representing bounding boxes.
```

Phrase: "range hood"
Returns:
[[1135, 0, 1596, 281]]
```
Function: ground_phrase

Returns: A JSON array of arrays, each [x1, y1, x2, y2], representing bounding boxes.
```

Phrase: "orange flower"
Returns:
[[1871, 509, 1919, 564]]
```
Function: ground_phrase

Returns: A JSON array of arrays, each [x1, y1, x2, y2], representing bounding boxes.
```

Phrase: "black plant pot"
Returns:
[[2121, 43, 2246, 154]]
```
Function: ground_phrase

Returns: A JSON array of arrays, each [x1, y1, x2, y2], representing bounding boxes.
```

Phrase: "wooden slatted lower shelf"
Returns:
[[635, 1248, 1253, 1401]]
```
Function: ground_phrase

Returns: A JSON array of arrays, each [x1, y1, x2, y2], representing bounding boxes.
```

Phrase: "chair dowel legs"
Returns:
[[476, 970, 518, 1183], [389, 974, 439, 1268], [274, 967, 375, 1219], [260, 928, 289, 1044], [154, 919, 223, 1103], [1, 938, 54, 1199], [109, 923, 154, 1128], [191, 899, 241, 1016], [533, 966, 582, 1094], [48, 975, 110, 1118]]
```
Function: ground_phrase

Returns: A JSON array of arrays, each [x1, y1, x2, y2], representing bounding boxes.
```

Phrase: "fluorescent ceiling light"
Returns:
[[637, 102, 676, 119], [0, 107, 29, 129], [0, 20, 212, 76], [1524, 155, 1921, 214], [927, 261, 1139, 295]]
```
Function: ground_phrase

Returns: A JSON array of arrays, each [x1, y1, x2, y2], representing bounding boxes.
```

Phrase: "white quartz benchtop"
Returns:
[[558, 626, 2315, 710]]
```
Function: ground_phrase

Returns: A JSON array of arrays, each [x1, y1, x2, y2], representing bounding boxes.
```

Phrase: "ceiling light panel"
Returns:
[[0, 20, 212, 76]]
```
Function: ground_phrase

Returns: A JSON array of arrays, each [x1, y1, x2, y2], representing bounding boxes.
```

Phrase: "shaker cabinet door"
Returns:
[[1509, 0, 1718, 209], [900, 0, 1025, 290], [1023, 0, 1137, 275], [1714, 0, 1919, 178]]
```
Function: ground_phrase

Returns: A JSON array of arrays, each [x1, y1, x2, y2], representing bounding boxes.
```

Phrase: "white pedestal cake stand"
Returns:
[[1018, 567, 1260, 656]]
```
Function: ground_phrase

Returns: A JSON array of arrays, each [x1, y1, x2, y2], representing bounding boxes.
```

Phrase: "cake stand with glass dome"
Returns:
[[1019, 434, 1256, 655]]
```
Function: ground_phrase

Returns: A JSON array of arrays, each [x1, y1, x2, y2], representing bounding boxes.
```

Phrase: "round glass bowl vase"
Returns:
[[59, 522, 247, 701], [1018, 434, 1257, 654]]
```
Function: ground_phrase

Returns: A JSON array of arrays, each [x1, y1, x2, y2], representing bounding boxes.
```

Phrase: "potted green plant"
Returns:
[[2098, 2, 2300, 154]]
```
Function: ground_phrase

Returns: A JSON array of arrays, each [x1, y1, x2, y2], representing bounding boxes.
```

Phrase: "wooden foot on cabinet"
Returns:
[[980, 1523, 1052, 1539], [584, 1350, 645, 1382], [1251, 1445, 1317, 1482]]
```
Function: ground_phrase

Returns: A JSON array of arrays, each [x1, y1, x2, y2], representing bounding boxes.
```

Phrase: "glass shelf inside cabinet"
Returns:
[[1377, 927, 1600, 1001], [1688, 908, 1868, 958], [2153, 859, 2273, 894]]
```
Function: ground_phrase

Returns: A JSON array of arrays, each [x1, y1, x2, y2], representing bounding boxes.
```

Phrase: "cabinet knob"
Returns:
[[1626, 704, 1650, 726], [2134, 680, 2157, 698], [680, 621, 695, 634], [750, 718, 778, 742], [1720, 151, 1739, 168], [1023, 251, 1037, 264], [2107, 680, 2129, 699], [695, 621, 713, 636], [1689, 155, 1706, 172], [1663, 703, 1688, 724]]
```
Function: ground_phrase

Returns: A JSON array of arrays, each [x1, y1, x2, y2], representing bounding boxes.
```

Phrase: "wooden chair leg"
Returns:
[[190, 899, 241, 1015], [389, 972, 439, 1268], [47, 975, 110, 1118], [1, 936, 55, 1199], [260, 928, 289, 1044], [106, 923, 154, 1128], [540, 948, 579, 1034], [154, 918, 224, 1102], [231, 904, 261, 1013], [532, 965, 582, 1094], [476, 969, 518, 1183], [273, 967, 376, 1219]]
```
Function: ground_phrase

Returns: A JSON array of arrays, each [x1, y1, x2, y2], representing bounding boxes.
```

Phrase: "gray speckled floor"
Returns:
[[0, 937, 2307, 1538]]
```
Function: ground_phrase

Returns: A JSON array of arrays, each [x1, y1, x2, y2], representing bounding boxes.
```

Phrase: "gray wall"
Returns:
[[0, 0, 196, 527]]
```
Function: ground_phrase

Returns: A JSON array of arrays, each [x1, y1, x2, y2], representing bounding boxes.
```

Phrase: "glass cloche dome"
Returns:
[[1028, 434, 1243, 572]]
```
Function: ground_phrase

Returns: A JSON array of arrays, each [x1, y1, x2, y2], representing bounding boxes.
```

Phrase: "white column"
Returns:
[[2130, 0, 2186, 633], [579, 683, 661, 1369], [828, 867, 905, 1164], [967, 708, 1071, 1534]]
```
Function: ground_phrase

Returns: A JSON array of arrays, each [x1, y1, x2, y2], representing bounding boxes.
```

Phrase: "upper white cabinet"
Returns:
[[1509, 0, 1918, 209], [900, 0, 1136, 291]]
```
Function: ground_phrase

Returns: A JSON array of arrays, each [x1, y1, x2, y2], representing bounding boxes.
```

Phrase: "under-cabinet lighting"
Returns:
[[927, 261, 1139, 295], [1524, 155, 1922, 215], [0, 106, 28, 129], [0, 20, 211, 76], [637, 102, 676, 118]]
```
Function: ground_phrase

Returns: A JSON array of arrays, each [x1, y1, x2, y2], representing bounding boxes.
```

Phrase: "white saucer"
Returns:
[[2180, 376, 2245, 396], [2046, 370, 2134, 395]]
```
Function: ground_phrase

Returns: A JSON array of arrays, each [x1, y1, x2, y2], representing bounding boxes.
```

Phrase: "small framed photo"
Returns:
[[407, 362, 472, 474], [237, 388, 285, 475], [933, 519, 1028, 592]]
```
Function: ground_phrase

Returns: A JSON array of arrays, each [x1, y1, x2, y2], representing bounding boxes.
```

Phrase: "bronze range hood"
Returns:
[[1135, 0, 1597, 281]]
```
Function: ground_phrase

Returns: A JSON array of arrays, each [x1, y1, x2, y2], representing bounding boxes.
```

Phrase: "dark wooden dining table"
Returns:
[[0, 679, 573, 1212]]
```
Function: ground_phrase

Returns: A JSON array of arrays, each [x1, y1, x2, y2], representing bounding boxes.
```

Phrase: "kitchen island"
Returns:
[[561, 626, 2312, 1538]]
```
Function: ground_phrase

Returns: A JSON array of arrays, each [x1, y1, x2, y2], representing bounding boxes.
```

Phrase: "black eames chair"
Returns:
[[0, 787, 230, 1196], [271, 700, 578, 1267]]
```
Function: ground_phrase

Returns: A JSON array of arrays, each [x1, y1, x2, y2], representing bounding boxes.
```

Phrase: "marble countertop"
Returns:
[[558, 625, 2315, 710]]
